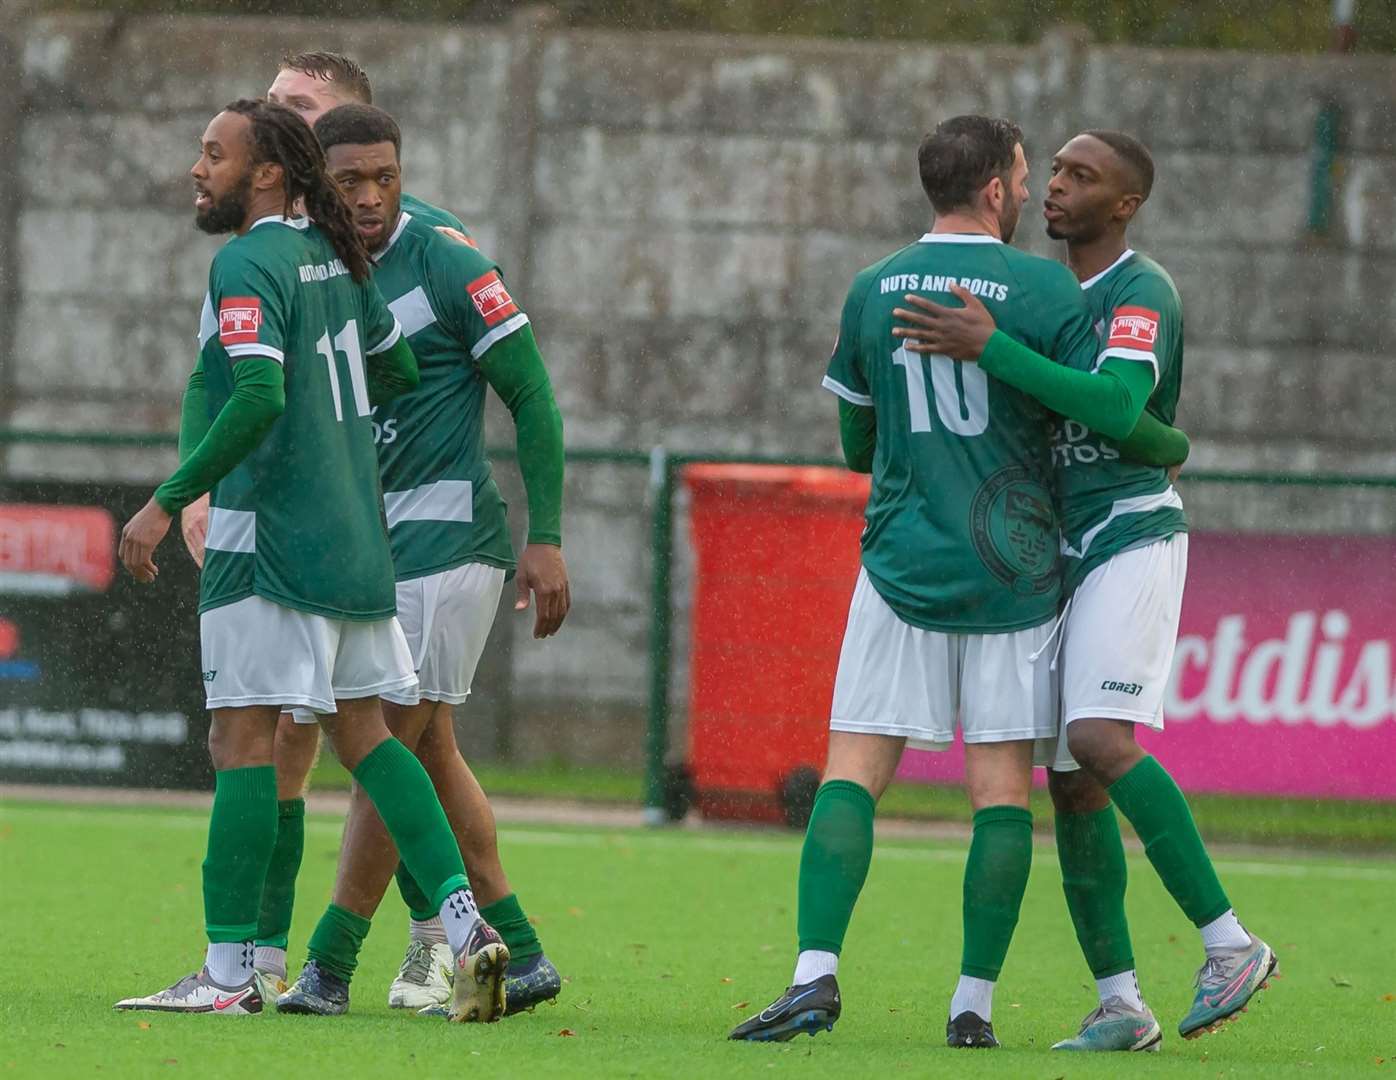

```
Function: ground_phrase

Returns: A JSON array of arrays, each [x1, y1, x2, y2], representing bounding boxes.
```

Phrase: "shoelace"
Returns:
[[399, 941, 433, 983], [1195, 954, 1228, 989]]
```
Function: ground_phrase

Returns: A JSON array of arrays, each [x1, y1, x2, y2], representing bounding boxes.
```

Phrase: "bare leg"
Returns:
[[273, 712, 321, 799], [325, 698, 435, 919], [417, 704, 511, 908]]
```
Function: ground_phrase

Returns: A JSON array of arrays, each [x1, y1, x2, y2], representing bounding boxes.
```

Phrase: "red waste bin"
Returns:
[[683, 463, 870, 826]]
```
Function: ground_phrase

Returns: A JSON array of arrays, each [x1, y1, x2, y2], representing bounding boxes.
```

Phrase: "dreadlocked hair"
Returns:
[[223, 98, 372, 283]]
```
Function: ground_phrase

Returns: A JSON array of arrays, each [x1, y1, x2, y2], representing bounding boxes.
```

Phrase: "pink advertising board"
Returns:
[[896, 533, 1396, 801]]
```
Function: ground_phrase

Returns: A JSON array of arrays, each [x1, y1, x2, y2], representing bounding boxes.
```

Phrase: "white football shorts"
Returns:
[[829, 567, 1058, 751], [1036, 533, 1188, 772], [286, 561, 506, 721], [201, 594, 417, 716]]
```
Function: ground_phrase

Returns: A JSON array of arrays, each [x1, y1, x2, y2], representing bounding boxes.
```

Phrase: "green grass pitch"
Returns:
[[2, 799, 1393, 1078]]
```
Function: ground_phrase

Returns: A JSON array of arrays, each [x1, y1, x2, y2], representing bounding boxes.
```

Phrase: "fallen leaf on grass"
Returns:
[[567, 907, 584, 917], [1009, 1002, 1022, 1008], [1383, 994, 1394, 1002], [731, 1001, 750, 1010], [557, 1029, 576, 1037], [1331, 976, 1353, 988], [162, 1060, 178, 1066], [136, 1022, 151, 1031], [721, 977, 734, 984]]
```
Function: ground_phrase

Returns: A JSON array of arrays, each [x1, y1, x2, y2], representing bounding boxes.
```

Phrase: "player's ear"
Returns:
[[252, 160, 284, 194], [984, 175, 1004, 214], [1116, 192, 1143, 224]]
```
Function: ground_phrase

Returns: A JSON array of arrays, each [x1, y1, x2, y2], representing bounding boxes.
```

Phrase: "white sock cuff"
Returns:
[[206, 941, 254, 987], [1097, 969, 1144, 1011], [792, 950, 839, 985], [949, 974, 996, 1022], [410, 916, 449, 946], [1200, 909, 1249, 952], [253, 945, 287, 978]]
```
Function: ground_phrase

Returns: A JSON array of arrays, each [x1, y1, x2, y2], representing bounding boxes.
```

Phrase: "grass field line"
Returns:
[[5, 801, 1394, 882]]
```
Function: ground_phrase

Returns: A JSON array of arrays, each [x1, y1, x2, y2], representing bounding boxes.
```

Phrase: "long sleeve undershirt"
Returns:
[[478, 325, 565, 547], [154, 357, 286, 515], [838, 398, 876, 474], [367, 335, 420, 407], [978, 330, 1189, 467]]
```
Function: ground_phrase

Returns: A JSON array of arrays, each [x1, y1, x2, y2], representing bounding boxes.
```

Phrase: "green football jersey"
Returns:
[[400, 193, 470, 237], [197, 215, 402, 620], [368, 210, 520, 580], [825, 233, 1100, 633], [1054, 249, 1188, 593]]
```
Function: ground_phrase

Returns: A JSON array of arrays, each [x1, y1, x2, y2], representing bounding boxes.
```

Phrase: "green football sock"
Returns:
[[1108, 755, 1230, 927], [1055, 806, 1135, 978], [395, 861, 437, 923], [352, 739, 468, 912], [307, 903, 371, 982], [254, 797, 305, 950], [203, 765, 278, 943], [796, 780, 876, 955], [961, 805, 1033, 980], [482, 893, 543, 964]]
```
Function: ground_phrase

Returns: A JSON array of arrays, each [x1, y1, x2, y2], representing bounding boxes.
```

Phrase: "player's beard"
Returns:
[[998, 195, 1022, 245], [195, 172, 254, 235]]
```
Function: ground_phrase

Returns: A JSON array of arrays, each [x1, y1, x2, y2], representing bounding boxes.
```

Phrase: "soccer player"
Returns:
[[113, 99, 508, 1022], [273, 103, 567, 1018], [178, 51, 565, 1012], [891, 131, 1277, 1049], [731, 115, 1118, 1049]]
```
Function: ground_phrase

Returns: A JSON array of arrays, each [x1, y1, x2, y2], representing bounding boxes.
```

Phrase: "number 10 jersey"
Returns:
[[196, 216, 403, 621], [823, 232, 1099, 634]]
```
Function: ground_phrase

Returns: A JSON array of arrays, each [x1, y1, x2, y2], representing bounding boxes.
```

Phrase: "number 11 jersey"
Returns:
[[823, 232, 1098, 634], [196, 215, 403, 621]]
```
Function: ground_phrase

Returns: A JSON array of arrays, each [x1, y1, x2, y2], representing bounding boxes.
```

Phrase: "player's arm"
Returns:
[[838, 399, 876, 473], [120, 358, 285, 582], [366, 334, 420, 405], [893, 284, 1150, 440], [1117, 409, 1190, 469], [478, 325, 564, 547], [434, 241, 570, 638], [823, 267, 877, 473], [478, 324, 569, 638], [177, 358, 212, 568]]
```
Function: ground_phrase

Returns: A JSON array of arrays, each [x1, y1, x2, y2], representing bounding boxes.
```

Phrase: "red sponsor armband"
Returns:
[[466, 270, 519, 328], [1107, 306, 1160, 351], [218, 297, 263, 345]]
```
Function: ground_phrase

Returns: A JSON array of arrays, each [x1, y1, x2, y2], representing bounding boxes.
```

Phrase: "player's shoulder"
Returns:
[[400, 192, 468, 233], [995, 243, 1080, 293], [405, 212, 498, 283], [1120, 252, 1181, 302], [210, 219, 311, 285], [845, 244, 917, 304]]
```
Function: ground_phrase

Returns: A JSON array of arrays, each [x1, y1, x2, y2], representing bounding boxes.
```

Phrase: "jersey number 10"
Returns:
[[316, 319, 371, 422], [892, 345, 989, 436]]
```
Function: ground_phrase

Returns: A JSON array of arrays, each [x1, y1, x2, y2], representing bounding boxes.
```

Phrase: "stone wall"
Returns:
[[5, 11, 1394, 765]]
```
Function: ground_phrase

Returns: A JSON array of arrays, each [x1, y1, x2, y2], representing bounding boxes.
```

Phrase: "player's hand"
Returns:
[[891, 284, 998, 361], [119, 497, 173, 584], [514, 543, 571, 639], [181, 493, 210, 569], [434, 225, 476, 248]]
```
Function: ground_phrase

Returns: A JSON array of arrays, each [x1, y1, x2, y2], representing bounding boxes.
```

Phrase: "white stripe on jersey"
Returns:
[[206, 508, 257, 554], [388, 286, 437, 339], [382, 480, 475, 528]]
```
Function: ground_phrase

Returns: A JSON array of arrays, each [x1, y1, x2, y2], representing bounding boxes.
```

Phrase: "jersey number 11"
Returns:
[[317, 319, 371, 422]]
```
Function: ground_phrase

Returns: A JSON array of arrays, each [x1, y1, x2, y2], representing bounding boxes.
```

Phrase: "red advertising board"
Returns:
[[897, 532, 1396, 801], [0, 504, 116, 595]]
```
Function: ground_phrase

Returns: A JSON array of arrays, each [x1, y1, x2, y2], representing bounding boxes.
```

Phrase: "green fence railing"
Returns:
[[4, 427, 1395, 822]]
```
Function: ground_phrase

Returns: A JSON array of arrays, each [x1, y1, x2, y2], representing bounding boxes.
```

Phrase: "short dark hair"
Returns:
[[280, 51, 373, 104], [314, 103, 402, 159], [918, 115, 1024, 214], [1081, 129, 1155, 200]]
